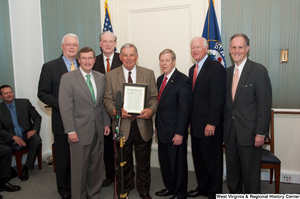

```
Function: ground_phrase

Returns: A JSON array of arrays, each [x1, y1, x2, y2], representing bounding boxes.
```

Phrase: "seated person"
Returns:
[[0, 146, 21, 192], [0, 85, 42, 181]]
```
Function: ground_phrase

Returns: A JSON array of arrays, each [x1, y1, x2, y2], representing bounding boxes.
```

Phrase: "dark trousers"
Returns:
[[54, 134, 71, 196], [22, 133, 42, 169], [104, 130, 115, 180], [191, 135, 223, 199], [116, 120, 152, 196], [0, 145, 12, 186], [225, 122, 261, 193], [158, 140, 187, 198]]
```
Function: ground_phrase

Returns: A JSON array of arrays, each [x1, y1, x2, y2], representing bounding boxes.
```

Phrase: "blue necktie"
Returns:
[[8, 104, 23, 138]]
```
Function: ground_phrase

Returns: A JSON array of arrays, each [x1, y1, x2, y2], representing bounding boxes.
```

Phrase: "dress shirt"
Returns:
[[196, 54, 208, 75], [62, 55, 78, 72], [232, 57, 247, 80], [103, 53, 114, 72], [122, 65, 137, 83], [5, 100, 25, 135], [162, 67, 176, 86]]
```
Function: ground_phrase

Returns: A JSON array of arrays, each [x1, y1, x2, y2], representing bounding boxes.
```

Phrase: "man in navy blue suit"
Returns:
[[187, 37, 226, 199], [155, 49, 191, 199]]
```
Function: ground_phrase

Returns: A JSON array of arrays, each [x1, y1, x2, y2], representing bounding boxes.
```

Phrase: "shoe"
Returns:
[[155, 189, 172, 196], [20, 167, 29, 181], [140, 193, 152, 199], [61, 195, 71, 199], [0, 182, 21, 192], [102, 178, 114, 187], [187, 190, 208, 197], [0, 194, 3, 199]]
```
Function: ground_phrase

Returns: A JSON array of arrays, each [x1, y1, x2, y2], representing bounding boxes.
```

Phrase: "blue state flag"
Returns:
[[202, 0, 227, 68]]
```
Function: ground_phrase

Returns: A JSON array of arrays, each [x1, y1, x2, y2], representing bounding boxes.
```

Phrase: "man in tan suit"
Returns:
[[104, 43, 158, 199], [59, 47, 111, 199]]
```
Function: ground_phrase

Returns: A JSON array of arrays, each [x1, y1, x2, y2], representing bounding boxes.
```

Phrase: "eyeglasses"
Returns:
[[63, 43, 78, 48], [79, 57, 94, 61]]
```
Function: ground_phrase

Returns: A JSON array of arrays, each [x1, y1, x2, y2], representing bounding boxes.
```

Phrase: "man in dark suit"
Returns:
[[0, 85, 42, 182], [104, 43, 158, 199], [59, 47, 111, 199], [93, 31, 122, 187], [38, 33, 79, 199], [187, 37, 226, 199], [154, 49, 191, 199], [223, 34, 272, 193]]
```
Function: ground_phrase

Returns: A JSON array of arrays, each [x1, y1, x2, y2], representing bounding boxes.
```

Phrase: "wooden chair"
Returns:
[[11, 145, 42, 178], [261, 110, 281, 193]]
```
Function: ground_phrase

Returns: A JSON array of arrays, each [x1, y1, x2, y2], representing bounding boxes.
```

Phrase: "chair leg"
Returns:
[[15, 154, 23, 178], [275, 165, 280, 194], [38, 146, 42, 170], [270, 169, 273, 184]]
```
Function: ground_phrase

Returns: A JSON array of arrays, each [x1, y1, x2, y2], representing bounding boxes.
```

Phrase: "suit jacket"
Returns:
[[223, 59, 272, 146], [38, 55, 79, 135], [93, 52, 122, 74], [58, 69, 111, 145], [103, 66, 158, 142], [188, 57, 226, 139], [155, 69, 192, 144], [0, 99, 41, 144]]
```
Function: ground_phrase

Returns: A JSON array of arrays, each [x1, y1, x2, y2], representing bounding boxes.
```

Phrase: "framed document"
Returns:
[[123, 83, 148, 115]]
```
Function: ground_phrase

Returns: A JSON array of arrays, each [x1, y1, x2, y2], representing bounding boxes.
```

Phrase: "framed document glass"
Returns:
[[123, 83, 148, 115]]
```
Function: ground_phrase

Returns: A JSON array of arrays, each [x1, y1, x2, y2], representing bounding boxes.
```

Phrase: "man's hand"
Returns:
[[204, 124, 215, 137], [104, 126, 111, 136], [172, 134, 183, 145], [68, 132, 79, 143], [137, 108, 153, 120], [254, 135, 265, 147], [113, 108, 131, 119], [12, 136, 26, 147], [27, 130, 36, 139]]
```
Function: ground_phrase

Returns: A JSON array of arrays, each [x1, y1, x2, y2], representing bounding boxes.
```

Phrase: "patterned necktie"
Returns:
[[8, 104, 23, 138], [86, 74, 96, 103], [232, 67, 239, 101], [106, 58, 110, 72], [128, 71, 133, 83], [71, 62, 76, 71], [192, 64, 199, 91], [158, 76, 168, 103]]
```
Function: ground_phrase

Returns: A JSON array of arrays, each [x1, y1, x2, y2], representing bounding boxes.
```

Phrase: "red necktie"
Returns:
[[192, 64, 199, 91], [232, 67, 239, 101], [128, 71, 133, 83], [106, 58, 110, 72], [158, 76, 168, 103]]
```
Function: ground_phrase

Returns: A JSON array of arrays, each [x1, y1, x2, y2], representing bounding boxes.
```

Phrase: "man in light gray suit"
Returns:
[[59, 47, 111, 199], [223, 34, 272, 193]]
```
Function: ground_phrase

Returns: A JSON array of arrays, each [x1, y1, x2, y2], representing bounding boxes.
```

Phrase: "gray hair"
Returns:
[[229, 33, 250, 47], [159, 49, 176, 60], [190, 36, 208, 48], [61, 33, 79, 45], [120, 43, 138, 55], [99, 31, 117, 42]]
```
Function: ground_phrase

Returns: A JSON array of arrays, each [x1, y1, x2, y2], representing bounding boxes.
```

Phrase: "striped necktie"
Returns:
[[157, 76, 168, 103]]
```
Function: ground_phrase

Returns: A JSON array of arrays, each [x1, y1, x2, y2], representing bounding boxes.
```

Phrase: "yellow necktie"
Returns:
[[71, 62, 76, 71]]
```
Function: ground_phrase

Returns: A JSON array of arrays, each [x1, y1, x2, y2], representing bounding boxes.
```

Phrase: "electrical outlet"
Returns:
[[282, 174, 292, 183]]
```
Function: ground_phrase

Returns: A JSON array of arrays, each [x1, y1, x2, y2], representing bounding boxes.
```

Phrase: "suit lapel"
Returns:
[[94, 72, 102, 106], [194, 57, 210, 90], [233, 60, 252, 103], [111, 53, 120, 70], [0, 102, 11, 119], [227, 66, 234, 102], [159, 69, 178, 104], [58, 56, 69, 74], [136, 66, 144, 84], [75, 69, 95, 106]]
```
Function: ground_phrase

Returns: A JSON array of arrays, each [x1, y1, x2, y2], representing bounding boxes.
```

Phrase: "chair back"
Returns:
[[264, 110, 275, 154]]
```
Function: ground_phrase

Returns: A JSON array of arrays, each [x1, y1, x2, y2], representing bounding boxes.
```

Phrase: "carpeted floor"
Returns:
[[1, 164, 299, 199]]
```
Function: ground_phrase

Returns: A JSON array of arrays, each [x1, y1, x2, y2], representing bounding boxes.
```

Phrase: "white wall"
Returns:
[[9, 0, 52, 159]]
